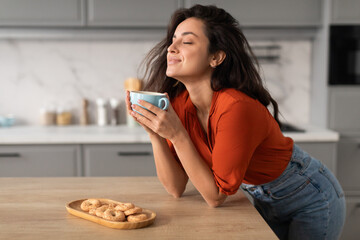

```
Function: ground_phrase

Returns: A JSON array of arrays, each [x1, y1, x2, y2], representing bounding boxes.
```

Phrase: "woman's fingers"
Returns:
[[136, 100, 165, 116], [131, 101, 168, 133], [131, 103, 156, 118], [131, 108, 157, 131], [125, 91, 132, 113]]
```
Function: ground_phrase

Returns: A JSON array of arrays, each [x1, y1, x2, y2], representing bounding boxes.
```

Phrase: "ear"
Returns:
[[210, 50, 226, 68]]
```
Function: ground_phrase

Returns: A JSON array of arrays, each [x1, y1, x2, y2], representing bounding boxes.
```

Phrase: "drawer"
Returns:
[[0, 145, 80, 177], [83, 144, 156, 176]]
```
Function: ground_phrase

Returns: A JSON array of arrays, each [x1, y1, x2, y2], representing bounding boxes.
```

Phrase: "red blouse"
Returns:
[[167, 88, 294, 195]]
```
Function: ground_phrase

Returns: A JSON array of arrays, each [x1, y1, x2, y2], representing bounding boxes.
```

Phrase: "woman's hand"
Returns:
[[125, 91, 134, 116], [129, 93, 184, 142], [125, 91, 156, 135]]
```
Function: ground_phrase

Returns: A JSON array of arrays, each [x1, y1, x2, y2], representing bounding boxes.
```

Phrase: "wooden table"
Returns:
[[0, 177, 277, 239]]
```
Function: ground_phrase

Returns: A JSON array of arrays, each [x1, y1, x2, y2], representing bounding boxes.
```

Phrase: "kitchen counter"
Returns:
[[0, 124, 339, 144], [0, 177, 277, 239]]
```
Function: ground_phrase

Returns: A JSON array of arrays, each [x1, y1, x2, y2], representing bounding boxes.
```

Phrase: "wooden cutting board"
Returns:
[[65, 198, 156, 229]]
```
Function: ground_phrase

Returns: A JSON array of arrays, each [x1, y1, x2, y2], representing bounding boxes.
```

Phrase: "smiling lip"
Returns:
[[167, 56, 181, 65]]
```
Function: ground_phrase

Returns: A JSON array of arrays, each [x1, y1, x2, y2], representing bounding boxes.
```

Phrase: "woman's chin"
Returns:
[[166, 71, 178, 78]]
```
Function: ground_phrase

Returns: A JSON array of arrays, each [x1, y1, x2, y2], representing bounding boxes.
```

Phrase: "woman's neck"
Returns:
[[186, 81, 213, 116]]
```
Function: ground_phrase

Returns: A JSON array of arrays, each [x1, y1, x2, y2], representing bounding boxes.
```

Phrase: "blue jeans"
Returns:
[[241, 144, 346, 240]]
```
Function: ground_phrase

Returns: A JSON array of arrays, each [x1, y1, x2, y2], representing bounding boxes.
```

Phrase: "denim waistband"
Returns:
[[242, 144, 312, 193]]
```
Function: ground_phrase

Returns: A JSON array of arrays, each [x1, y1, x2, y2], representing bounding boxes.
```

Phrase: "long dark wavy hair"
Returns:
[[141, 4, 281, 125]]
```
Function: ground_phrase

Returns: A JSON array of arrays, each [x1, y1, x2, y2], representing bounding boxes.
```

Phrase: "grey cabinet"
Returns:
[[83, 144, 156, 176], [185, 0, 322, 27], [0, 0, 85, 27], [332, 0, 360, 24], [296, 142, 337, 175], [340, 196, 360, 240], [329, 86, 360, 239], [87, 0, 181, 27], [337, 136, 360, 193], [0, 143, 155, 177], [337, 135, 360, 239], [0, 0, 325, 29], [0, 145, 81, 177], [328, 87, 360, 132]]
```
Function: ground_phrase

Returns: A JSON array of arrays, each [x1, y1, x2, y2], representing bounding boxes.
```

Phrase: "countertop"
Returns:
[[0, 124, 339, 144], [0, 177, 277, 239]]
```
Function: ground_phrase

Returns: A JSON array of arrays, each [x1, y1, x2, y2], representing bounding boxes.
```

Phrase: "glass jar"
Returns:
[[39, 106, 56, 126], [56, 106, 72, 126]]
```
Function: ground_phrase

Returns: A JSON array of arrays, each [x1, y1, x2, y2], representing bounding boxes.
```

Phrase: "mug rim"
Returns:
[[130, 91, 165, 96]]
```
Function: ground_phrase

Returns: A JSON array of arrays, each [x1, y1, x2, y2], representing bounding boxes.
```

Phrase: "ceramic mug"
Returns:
[[130, 91, 169, 114]]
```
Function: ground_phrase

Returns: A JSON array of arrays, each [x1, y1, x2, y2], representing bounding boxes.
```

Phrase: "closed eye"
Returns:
[[183, 42, 193, 44]]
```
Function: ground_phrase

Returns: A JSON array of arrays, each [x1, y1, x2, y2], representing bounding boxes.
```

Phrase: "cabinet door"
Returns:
[[185, 0, 322, 26], [340, 196, 360, 240], [296, 142, 337, 175], [83, 144, 156, 176], [88, 0, 181, 27], [337, 137, 360, 193], [0, 145, 81, 177], [328, 87, 360, 132], [0, 0, 85, 27], [332, 0, 360, 24]]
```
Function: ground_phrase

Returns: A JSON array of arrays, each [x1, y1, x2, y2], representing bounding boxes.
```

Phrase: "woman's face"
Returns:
[[166, 17, 214, 82]]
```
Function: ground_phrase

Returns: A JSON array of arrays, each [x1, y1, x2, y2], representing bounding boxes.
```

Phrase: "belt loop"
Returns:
[[250, 186, 263, 196]]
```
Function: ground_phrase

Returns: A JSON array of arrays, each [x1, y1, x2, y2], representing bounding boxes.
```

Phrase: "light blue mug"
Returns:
[[130, 91, 169, 114]]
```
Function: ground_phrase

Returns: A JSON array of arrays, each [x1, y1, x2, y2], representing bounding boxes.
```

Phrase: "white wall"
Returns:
[[0, 39, 312, 126]]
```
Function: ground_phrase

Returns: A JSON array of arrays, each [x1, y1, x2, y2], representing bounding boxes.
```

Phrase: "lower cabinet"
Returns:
[[337, 135, 360, 239], [0, 141, 339, 178], [0, 145, 81, 177], [296, 141, 337, 175], [337, 136, 360, 193], [0, 143, 155, 177], [83, 144, 156, 176], [340, 196, 360, 240]]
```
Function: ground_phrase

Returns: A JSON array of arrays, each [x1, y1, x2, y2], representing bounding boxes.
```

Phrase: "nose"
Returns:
[[167, 41, 178, 53]]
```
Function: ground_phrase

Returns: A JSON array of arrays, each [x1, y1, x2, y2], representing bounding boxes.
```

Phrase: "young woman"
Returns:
[[126, 5, 345, 240]]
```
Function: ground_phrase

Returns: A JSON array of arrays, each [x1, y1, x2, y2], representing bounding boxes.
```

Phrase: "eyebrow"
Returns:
[[173, 32, 199, 38]]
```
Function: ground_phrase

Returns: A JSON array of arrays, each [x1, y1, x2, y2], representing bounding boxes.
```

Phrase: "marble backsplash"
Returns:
[[0, 39, 311, 126]]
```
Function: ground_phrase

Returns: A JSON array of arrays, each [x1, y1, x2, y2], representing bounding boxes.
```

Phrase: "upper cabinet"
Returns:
[[331, 0, 360, 24], [87, 0, 181, 27], [0, 0, 324, 29], [185, 0, 323, 27], [0, 0, 85, 27]]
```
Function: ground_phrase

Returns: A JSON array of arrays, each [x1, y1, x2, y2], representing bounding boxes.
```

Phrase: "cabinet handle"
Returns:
[[0, 153, 21, 158], [117, 152, 151, 157]]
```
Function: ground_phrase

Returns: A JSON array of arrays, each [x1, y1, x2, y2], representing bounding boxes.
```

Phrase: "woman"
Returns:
[[126, 5, 345, 240]]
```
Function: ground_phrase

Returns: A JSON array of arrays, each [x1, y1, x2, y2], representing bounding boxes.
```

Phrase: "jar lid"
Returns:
[[96, 98, 107, 106], [110, 98, 119, 108]]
